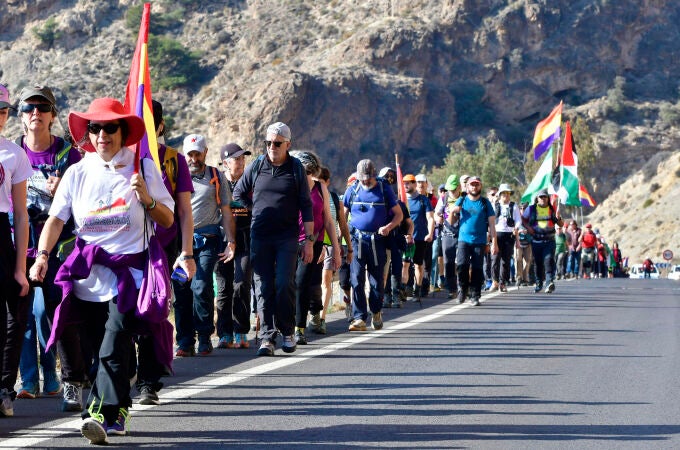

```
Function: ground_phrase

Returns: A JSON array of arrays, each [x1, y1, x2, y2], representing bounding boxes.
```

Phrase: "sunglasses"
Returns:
[[87, 122, 121, 135], [538, 195, 549, 199], [265, 140, 285, 148], [20, 103, 52, 113]]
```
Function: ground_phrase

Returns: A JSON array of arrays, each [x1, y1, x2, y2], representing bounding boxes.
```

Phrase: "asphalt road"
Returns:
[[2, 277, 680, 449]]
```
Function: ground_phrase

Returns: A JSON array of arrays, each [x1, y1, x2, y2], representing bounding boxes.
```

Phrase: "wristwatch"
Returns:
[[305, 234, 315, 242]]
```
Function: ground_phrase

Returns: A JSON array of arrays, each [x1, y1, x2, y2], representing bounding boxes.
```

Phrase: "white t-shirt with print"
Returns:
[[50, 149, 174, 302], [0, 136, 33, 212]]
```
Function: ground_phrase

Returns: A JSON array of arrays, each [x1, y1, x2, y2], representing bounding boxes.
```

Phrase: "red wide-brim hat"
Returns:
[[68, 97, 146, 153]]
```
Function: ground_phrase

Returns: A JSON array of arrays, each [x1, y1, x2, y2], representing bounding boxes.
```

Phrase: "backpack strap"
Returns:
[[208, 165, 221, 205]]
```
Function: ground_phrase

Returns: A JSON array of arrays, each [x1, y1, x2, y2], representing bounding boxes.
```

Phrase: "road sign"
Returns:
[[663, 249, 673, 261]]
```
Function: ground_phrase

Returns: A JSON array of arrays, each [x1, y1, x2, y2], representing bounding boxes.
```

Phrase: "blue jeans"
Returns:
[[350, 233, 386, 321], [251, 235, 298, 341], [19, 287, 57, 389], [531, 239, 557, 285], [456, 241, 485, 298], [173, 234, 220, 348], [567, 250, 581, 276]]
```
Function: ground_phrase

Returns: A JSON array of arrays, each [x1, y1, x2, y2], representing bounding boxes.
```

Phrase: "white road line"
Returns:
[[2, 295, 494, 448]]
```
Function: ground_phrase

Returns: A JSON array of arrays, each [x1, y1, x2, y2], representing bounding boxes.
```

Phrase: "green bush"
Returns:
[[32, 17, 62, 49], [148, 35, 203, 90]]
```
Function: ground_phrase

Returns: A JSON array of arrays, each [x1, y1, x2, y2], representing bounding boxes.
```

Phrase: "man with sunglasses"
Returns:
[[233, 122, 313, 356], [15, 85, 81, 409], [451, 176, 497, 306], [522, 188, 564, 293]]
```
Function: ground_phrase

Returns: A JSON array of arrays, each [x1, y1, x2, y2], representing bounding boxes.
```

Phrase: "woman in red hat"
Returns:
[[28, 98, 174, 444]]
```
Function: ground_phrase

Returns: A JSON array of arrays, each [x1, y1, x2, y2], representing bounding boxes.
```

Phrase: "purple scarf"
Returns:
[[47, 237, 174, 372]]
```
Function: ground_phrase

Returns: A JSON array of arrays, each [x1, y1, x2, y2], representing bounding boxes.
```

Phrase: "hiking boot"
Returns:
[[138, 385, 160, 405], [256, 340, 275, 356], [17, 383, 39, 399], [43, 372, 62, 396], [217, 335, 235, 349], [447, 291, 454, 299], [545, 282, 555, 294], [315, 319, 327, 335], [348, 319, 367, 332], [308, 313, 321, 332], [234, 333, 250, 349], [382, 298, 392, 308], [106, 407, 130, 436], [343, 295, 352, 321], [175, 346, 195, 357], [456, 290, 466, 304], [471, 296, 481, 306], [499, 283, 507, 293], [295, 328, 308, 345], [0, 388, 13, 417], [281, 335, 297, 353], [62, 382, 83, 412], [82, 400, 108, 444], [371, 311, 383, 330], [197, 337, 213, 356], [489, 281, 499, 292]]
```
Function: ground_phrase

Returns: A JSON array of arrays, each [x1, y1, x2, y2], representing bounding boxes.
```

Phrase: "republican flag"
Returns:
[[579, 183, 596, 207], [395, 154, 407, 205], [557, 121, 581, 206], [124, 3, 159, 174], [532, 101, 563, 161], [521, 147, 555, 204]]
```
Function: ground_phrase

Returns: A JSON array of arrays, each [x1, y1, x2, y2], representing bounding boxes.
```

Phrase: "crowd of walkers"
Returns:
[[0, 83, 623, 445]]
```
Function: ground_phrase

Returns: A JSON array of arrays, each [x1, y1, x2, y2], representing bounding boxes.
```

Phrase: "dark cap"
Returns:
[[356, 159, 376, 181], [220, 143, 251, 160], [19, 85, 57, 107]]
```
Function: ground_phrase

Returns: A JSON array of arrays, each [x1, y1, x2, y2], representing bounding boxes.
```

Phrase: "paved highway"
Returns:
[[2, 278, 680, 449]]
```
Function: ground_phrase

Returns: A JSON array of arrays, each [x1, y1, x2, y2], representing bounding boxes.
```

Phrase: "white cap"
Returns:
[[183, 134, 207, 153]]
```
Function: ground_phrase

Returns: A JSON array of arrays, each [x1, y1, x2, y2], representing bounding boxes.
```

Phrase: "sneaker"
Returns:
[[43, 372, 62, 396], [456, 290, 466, 304], [471, 296, 481, 306], [308, 313, 321, 331], [534, 283, 543, 293], [315, 319, 327, 335], [371, 311, 383, 330], [82, 399, 107, 444], [17, 383, 39, 399], [62, 382, 83, 412], [138, 385, 160, 405], [382, 298, 392, 308], [281, 335, 297, 353], [447, 291, 454, 299], [175, 346, 195, 357], [499, 283, 507, 293], [217, 335, 235, 349], [348, 319, 367, 332], [106, 407, 130, 436], [197, 337, 213, 356], [0, 388, 13, 417], [257, 340, 275, 356], [484, 280, 492, 291], [343, 295, 352, 321], [234, 333, 250, 349], [545, 282, 555, 294], [295, 328, 308, 345]]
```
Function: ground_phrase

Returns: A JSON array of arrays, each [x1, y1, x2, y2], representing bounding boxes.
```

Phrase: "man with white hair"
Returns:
[[233, 122, 313, 356]]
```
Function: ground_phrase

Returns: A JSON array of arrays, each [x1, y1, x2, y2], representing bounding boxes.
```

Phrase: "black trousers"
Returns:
[[0, 213, 30, 394]]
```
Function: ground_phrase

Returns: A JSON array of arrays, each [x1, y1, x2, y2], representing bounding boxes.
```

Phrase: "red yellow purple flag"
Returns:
[[124, 3, 159, 174], [532, 101, 563, 161], [579, 183, 596, 207]]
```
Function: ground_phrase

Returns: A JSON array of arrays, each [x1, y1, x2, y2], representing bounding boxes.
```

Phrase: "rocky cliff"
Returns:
[[1, 0, 679, 263]]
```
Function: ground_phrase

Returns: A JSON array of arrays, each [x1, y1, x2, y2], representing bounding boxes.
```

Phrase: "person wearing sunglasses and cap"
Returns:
[[450, 175, 497, 306], [0, 83, 32, 418], [233, 122, 313, 356], [28, 97, 174, 444], [14, 85, 82, 405], [521, 188, 564, 293]]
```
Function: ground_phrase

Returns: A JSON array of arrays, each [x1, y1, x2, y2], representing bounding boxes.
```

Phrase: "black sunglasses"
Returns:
[[264, 140, 285, 148], [20, 103, 52, 113], [88, 122, 121, 135]]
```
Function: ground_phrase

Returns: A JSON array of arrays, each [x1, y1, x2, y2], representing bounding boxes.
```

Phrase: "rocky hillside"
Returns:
[[1, 0, 679, 263]]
